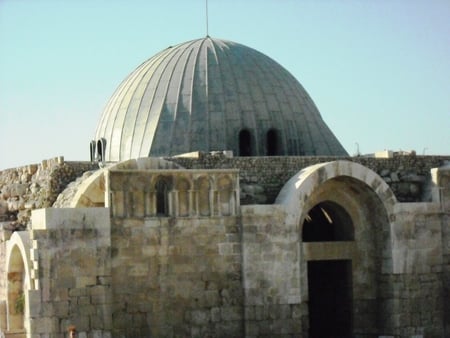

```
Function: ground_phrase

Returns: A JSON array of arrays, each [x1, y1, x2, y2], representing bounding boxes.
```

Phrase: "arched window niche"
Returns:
[[196, 176, 211, 216], [266, 128, 279, 155], [176, 177, 191, 217], [7, 245, 26, 333], [155, 178, 170, 216], [302, 201, 354, 242], [239, 129, 253, 156]]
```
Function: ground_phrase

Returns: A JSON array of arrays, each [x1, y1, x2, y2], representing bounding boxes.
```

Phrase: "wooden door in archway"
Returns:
[[307, 260, 353, 338]]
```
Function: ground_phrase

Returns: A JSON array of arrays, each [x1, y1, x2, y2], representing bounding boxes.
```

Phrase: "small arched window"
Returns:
[[239, 129, 252, 156], [155, 179, 169, 216], [96, 138, 106, 163], [266, 129, 279, 156], [90, 140, 96, 162]]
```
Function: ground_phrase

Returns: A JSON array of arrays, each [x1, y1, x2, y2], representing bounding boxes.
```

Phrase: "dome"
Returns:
[[94, 37, 348, 160]]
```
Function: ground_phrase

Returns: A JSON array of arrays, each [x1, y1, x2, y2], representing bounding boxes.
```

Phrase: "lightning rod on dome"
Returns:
[[206, 0, 209, 37]]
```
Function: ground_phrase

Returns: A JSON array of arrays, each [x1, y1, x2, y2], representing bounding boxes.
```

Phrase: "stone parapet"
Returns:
[[171, 154, 450, 204]]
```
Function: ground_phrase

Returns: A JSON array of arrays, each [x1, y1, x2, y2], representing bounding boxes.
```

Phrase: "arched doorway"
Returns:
[[7, 245, 26, 334], [276, 161, 396, 336], [303, 201, 354, 337]]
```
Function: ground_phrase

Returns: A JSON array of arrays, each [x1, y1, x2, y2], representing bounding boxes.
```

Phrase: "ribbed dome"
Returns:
[[94, 37, 348, 160]]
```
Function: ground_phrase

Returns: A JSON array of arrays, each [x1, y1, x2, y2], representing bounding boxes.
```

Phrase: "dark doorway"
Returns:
[[307, 260, 353, 338]]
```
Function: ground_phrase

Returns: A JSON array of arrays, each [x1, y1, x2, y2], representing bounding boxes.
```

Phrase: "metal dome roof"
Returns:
[[94, 37, 348, 160]]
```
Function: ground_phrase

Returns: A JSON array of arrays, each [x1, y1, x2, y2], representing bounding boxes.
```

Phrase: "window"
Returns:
[[155, 179, 169, 215], [266, 129, 279, 155], [239, 129, 252, 156]]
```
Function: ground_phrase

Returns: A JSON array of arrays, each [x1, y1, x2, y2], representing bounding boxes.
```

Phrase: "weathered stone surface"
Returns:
[[0, 156, 449, 337], [0, 157, 97, 227]]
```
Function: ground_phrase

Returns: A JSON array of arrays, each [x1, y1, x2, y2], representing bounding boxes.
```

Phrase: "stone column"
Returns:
[[189, 190, 195, 216]]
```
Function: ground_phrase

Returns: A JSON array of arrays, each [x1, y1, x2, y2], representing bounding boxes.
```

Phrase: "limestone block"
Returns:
[[390, 172, 400, 182], [97, 276, 111, 286], [31, 208, 110, 231], [28, 316, 59, 333], [190, 309, 210, 325], [26, 290, 41, 317], [77, 296, 90, 305], [53, 300, 69, 316], [76, 276, 96, 288], [69, 288, 88, 297], [91, 288, 111, 305], [0, 200, 7, 215], [220, 306, 242, 321]]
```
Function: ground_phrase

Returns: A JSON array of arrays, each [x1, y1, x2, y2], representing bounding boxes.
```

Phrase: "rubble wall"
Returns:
[[171, 154, 450, 203], [0, 157, 97, 229]]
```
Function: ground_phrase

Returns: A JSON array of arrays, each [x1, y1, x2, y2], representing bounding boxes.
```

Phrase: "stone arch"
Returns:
[[175, 176, 191, 216], [276, 160, 396, 225], [6, 232, 32, 334], [66, 157, 183, 208], [275, 160, 397, 336], [217, 175, 234, 216], [195, 175, 212, 216], [153, 176, 172, 216]]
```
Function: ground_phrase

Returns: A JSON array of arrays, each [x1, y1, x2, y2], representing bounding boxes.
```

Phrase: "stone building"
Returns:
[[0, 37, 449, 338]]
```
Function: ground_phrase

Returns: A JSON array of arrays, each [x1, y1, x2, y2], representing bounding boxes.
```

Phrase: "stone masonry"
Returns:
[[0, 156, 448, 337]]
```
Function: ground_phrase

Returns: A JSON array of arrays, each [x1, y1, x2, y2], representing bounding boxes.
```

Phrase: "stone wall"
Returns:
[[0, 155, 448, 230], [0, 228, 10, 330], [170, 154, 450, 204], [378, 273, 444, 337], [434, 164, 450, 334], [241, 205, 303, 337], [0, 157, 97, 229], [107, 167, 244, 336], [28, 208, 111, 337], [110, 216, 243, 337]]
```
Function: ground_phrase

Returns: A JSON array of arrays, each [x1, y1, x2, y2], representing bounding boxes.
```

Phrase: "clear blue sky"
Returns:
[[1, 0, 449, 169]]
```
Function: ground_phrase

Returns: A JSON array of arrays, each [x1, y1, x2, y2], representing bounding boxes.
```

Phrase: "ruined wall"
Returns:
[[171, 154, 450, 204], [0, 157, 97, 229]]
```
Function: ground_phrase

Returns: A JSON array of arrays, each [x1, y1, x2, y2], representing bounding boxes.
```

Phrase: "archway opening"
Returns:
[[307, 260, 353, 337], [302, 201, 354, 242], [266, 129, 279, 155], [239, 129, 252, 156], [7, 245, 26, 333], [155, 179, 169, 216], [302, 201, 354, 336]]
